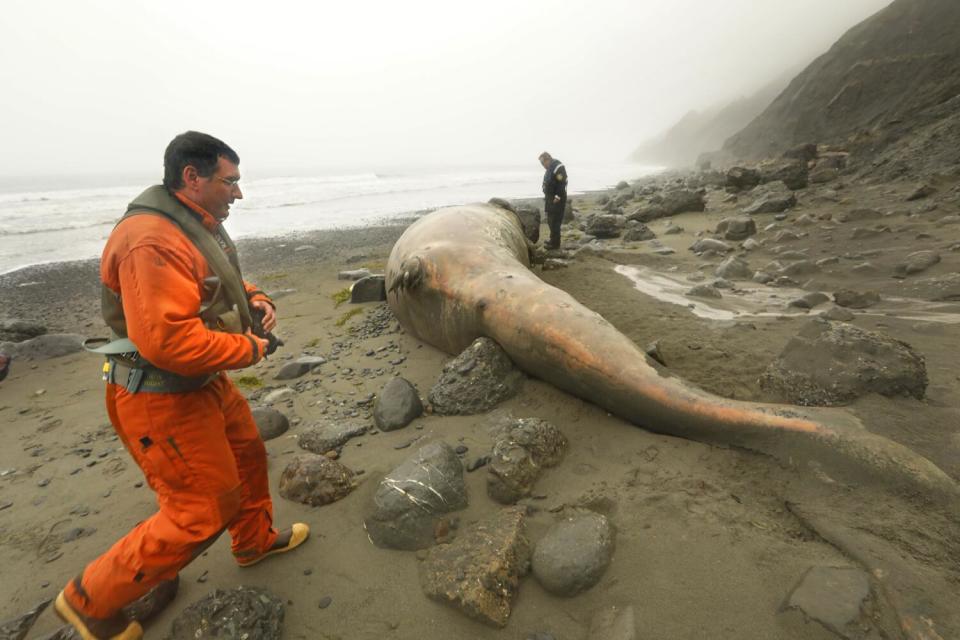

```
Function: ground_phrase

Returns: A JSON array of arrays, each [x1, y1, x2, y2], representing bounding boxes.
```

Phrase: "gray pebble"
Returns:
[[318, 596, 333, 609]]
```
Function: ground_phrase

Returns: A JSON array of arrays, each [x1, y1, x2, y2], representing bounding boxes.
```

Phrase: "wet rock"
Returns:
[[686, 284, 722, 299], [274, 356, 325, 380], [783, 142, 818, 163], [279, 455, 355, 506], [840, 208, 882, 223], [251, 407, 289, 441], [788, 292, 830, 309], [834, 290, 881, 309], [808, 166, 838, 184], [850, 226, 889, 240], [297, 421, 368, 454], [894, 250, 941, 277], [512, 204, 541, 243], [0, 598, 50, 640], [782, 566, 870, 638], [715, 256, 753, 280], [725, 166, 761, 191], [625, 204, 667, 223], [715, 216, 756, 241], [906, 184, 936, 201], [758, 159, 808, 190], [364, 441, 468, 550], [338, 268, 371, 281], [419, 507, 530, 627], [689, 238, 732, 254], [821, 306, 855, 321], [621, 222, 655, 242], [583, 214, 625, 239], [588, 605, 636, 640], [532, 512, 614, 596], [262, 387, 296, 404], [487, 417, 567, 504], [429, 338, 523, 415], [169, 586, 284, 640], [780, 260, 819, 277], [664, 223, 683, 235], [373, 377, 423, 431], [0, 334, 84, 360], [743, 181, 796, 214], [0, 319, 46, 343], [896, 272, 960, 301], [742, 237, 762, 251], [760, 320, 927, 406], [351, 275, 387, 303]]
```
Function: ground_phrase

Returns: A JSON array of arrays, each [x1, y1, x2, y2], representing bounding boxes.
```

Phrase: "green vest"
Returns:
[[102, 185, 253, 339]]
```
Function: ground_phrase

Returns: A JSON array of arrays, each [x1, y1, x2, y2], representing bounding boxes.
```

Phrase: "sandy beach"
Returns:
[[2, 171, 959, 639]]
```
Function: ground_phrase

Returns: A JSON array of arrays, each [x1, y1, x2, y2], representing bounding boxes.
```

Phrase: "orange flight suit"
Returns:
[[64, 194, 277, 618]]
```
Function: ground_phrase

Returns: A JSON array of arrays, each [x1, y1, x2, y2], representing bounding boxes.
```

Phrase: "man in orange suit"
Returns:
[[56, 131, 309, 640]]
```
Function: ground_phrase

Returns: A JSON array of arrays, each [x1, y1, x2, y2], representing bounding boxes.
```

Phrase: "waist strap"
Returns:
[[107, 359, 216, 394]]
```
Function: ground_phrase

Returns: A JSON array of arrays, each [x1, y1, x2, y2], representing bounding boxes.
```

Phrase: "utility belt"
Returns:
[[84, 337, 216, 394], [104, 358, 217, 394]]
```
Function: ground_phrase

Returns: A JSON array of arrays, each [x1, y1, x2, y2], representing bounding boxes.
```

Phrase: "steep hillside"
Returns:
[[724, 0, 960, 179], [630, 75, 789, 168]]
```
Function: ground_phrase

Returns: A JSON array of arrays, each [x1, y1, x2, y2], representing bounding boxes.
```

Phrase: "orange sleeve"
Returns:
[[243, 280, 274, 308], [118, 243, 262, 376]]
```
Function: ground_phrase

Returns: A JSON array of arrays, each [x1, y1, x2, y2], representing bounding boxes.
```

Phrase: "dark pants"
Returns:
[[545, 195, 566, 248]]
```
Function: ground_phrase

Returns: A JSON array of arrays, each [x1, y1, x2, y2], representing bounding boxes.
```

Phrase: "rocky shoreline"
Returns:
[[2, 160, 959, 638]]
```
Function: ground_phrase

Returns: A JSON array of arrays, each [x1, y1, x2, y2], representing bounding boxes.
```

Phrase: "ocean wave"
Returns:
[[0, 218, 115, 236]]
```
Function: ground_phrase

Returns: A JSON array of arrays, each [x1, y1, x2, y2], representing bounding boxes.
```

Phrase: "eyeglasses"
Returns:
[[214, 176, 241, 187]]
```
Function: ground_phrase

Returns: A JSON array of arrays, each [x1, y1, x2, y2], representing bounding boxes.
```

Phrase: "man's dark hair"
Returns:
[[163, 131, 240, 191]]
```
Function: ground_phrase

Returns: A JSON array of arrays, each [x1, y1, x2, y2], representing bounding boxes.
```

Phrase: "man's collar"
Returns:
[[173, 192, 225, 231]]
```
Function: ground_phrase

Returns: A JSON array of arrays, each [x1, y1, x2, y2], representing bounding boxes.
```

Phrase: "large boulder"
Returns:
[[487, 417, 567, 504], [894, 250, 941, 277], [743, 181, 797, 214], [297, 421, 368, 454], [758, 158, 808, 190], [169, 586, 284, 640], [532, 512, 615, 597], [429, 338, 523, 415], [274, 355, 325, 380], [373, 376, 423, 431], [278, 455, 355, 506], [0, 319, 46, 343], [759, 320, 928, 406], [660, 189, 706, 215], [583, 214, 625, 239], [621, 222, 655, 242], [715, 216, 757, 241], [834, 289, 881, 309], [250, 407, 289, 441], [0, 334, 84, 360], [419, 507, 530, 628], [363, 441, 468, 550], [625, 204, 668, 223], [689, 238, 733, 254], [725, 167, 761, 191], [515, 205, 542, 242], [715, 256, 754, 280]]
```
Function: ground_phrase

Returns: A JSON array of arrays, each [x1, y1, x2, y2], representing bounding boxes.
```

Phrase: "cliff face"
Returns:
[[723, 0, 960, 179]]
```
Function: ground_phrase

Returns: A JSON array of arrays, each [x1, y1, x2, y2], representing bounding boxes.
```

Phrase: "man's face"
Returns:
[[193, 157, 242, 219]]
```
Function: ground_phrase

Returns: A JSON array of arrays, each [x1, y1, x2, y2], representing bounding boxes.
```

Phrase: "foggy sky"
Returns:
[[0, 0, 891, 178]]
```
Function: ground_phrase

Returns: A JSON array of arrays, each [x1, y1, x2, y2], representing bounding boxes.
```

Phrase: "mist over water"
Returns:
[[0, 163, 656, 274]]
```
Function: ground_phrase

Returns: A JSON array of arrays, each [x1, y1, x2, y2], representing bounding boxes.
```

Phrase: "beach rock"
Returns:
[[834, 290, 881, 309], [364, 441, 468, 550], [626, 204, 668, 223], [373, 376, 423, 431], [906, 184, 936, 201], [487, 417, 567, 504], [753, 271, 775, 284], [0, 334, 84, 360], [897, 272, 960, 301], [0, 319, 46, 343], [743, 181, 796, 214], [715, 256, 753, 280], [686, 284, 722, 299], [337, 268, 371, 281], [274, 356, 325, 380], [725, 166, 761, 191], [742, 237, 762, 251], [278, 455, 355, 506], [664, 223, 683, 235], [532, 512, 614, 596], [514, 205, 541, 243], [780, 260, 819, 277], [588, 605, 637, 640], [760, 320, 927, 406], [773, 230, 802, 244], [660, 189, 705, 215], [250, 407, 289, 441], [429, 338, 523, 415], [645, 340, 666, 366], [816, 152, 849, 170], [621, 222, 655, 242], [787, 292, 831, 310], [265, 288, 296, 300], [350, 275, 387, 303], [758, 158, 808, 190], [782, 567, 871, 638], [783, 142, 818, 163], [715, 216, 756, 241], [0, 598, 50, 640], [169, 586, 284, 640], [583, 214, 625, 239], [894, 250, 940, 277], [297, 421, 368, 454], [262, 387, 295, 404], [821, 306, 855, 321], [808, 166, 839, 184], [419, 507, 530, 628], [689, 238, 732, 254], [850, 226, 888, 240]]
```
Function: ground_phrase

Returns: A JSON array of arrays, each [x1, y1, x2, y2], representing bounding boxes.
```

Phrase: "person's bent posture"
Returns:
[[56, 131, 309, 640], [539, 151, 568, 250]]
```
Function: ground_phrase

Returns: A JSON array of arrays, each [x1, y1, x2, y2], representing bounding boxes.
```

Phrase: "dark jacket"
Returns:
[[542, 158, 568, 203]]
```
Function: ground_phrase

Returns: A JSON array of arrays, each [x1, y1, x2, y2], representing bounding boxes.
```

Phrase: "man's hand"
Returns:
[[251, 300, 276, 332], [244, 329, 270, 360], [553, 195, 561, 203]]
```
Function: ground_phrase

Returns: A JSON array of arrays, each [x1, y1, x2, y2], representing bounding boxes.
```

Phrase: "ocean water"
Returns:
[[0, 163, 658, 274]]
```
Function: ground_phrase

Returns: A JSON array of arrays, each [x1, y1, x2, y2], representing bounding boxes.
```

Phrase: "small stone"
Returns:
[[454, 445, 468, 455], [318, 596, 333, 609], [37, 478, 50, 487], [197, 570, 208, 583]]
